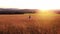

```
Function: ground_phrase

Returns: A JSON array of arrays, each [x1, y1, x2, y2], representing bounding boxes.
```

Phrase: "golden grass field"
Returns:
[[0, 11, 60, 34]]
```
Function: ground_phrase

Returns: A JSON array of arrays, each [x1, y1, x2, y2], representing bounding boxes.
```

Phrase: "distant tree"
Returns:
[[54, 10, 60, 14]]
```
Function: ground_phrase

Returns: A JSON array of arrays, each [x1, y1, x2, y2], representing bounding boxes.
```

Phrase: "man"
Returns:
[[29, 15, 31, 20]]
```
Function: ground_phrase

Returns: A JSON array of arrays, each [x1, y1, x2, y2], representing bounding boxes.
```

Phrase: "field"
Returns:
[[0, 12, 60, 34]]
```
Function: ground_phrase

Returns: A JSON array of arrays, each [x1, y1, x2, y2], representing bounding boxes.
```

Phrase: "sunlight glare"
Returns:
[[0, 0, 60, 10]]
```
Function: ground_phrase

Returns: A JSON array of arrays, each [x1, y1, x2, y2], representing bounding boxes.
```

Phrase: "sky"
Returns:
[[0, 0, 60, 10]]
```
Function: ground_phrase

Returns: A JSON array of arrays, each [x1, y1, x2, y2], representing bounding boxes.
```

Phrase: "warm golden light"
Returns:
[[37, 10, 56, 17]]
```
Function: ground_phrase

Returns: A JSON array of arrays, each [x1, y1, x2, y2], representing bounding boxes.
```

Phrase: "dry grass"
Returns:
[[0, 14, 60, 34]]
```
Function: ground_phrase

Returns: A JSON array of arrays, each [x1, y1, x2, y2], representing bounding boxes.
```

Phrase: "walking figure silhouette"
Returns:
[[29, 15, 31, 20]]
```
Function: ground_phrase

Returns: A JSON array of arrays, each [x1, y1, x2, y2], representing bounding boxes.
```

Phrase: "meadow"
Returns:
[[0, 11, 60, 34]]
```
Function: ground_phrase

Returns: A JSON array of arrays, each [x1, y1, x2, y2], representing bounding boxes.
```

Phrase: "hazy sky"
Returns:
[[0, 0, 60, 10]]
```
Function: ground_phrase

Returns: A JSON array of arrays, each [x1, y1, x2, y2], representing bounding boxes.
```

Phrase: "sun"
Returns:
[[36, 9, 54, 16], [37, 9, 47, 14]]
